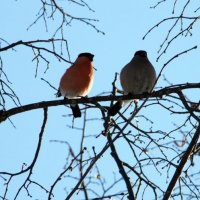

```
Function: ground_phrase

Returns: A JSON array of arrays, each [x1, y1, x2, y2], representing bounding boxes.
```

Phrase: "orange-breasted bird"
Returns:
[[108, 50, 156, 116], [57, 52, 94, 118]]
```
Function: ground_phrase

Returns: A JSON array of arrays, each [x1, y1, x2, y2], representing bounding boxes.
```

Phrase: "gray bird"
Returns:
[[108, 50, 156, 116]]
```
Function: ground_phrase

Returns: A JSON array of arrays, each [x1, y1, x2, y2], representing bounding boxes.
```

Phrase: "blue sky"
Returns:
[[0, 0, 200, 199]]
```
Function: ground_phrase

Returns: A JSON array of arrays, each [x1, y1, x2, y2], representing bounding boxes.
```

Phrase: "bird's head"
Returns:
[[134, 50, 147, 58], [78, 52, 94, 61]]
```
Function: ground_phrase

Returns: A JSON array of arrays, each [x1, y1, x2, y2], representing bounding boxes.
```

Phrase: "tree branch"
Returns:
[[0, 39, 72, 64], [163, 122, 200, 200], [107, 133, 135, 199], [1, 107, 48, 199], [0, 83, 199, 122]]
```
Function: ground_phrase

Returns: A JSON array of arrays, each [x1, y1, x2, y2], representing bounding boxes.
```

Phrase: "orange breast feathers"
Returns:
[[59, 56, 94, 98]]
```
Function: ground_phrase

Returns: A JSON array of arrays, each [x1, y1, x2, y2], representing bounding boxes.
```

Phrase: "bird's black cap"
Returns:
[[78, 52, 94, 61], [134, 50, 147, 57]]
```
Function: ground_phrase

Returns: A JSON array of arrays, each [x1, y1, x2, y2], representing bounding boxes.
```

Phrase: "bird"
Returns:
[[108, 50, 156, 116], [57, 52, 94, 118]]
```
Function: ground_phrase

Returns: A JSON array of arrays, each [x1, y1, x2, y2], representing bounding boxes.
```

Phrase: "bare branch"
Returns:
[[0, 39, 72, 64], [27, 0, 105, 36], [163, 123, 200, 200], [0, 82, 199, 123], [1, 107, 48, 199]]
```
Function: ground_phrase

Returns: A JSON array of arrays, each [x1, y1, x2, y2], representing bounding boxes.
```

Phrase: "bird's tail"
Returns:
[[70, 104, 81, 118], [108, 101, 123, 116]]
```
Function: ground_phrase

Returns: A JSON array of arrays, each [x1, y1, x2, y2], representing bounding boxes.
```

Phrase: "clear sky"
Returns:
[[0, 1, 200, 200]]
